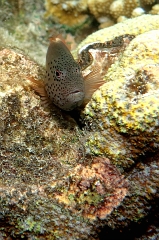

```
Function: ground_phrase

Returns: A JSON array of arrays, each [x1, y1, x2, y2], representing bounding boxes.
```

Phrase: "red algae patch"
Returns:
[[55, 157, 128, 220]]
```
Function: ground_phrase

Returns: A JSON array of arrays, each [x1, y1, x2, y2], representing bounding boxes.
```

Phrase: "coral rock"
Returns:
[[104, 154, 159, 229], [131, 7, 145, 17], [82, 30, 159, 169], [74, 15, 159, 58], [149, 4, 159, 15], [45, 0, 89, 26], [0, 43, 159, 238], [86, 0, 156, 24], [88, 0, 114, 19], [0, 47, 95, 239], [55, 157, 128, 220]]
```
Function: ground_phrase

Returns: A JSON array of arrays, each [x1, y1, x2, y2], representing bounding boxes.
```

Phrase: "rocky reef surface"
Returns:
[[81, 29, 159, 169], [0, 12, 159, 240], [45, 0, 159, 28]]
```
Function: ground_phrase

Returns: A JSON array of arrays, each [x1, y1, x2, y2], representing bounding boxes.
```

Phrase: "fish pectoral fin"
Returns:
[[26, 76, 51, 107], [84, 65, 105, 104], [26, 76, 46, 97]]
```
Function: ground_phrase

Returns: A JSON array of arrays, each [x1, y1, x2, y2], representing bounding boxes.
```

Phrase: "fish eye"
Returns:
[[55, 70, 62, 80]]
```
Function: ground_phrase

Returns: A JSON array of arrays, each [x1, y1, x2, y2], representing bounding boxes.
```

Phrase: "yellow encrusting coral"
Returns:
[[82, 30, 159, 169]]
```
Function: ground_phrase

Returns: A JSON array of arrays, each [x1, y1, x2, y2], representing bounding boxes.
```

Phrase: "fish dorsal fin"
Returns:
[[49, 32, 77, 51], [49, 35, 71, 51], [65, 33, 77, 51]]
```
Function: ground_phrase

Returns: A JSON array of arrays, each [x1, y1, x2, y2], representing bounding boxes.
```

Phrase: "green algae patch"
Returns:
[[17, 216, 45, 234]]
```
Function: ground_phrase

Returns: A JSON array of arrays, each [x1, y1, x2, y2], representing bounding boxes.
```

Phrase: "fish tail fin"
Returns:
[[27, 76, 51, 107]]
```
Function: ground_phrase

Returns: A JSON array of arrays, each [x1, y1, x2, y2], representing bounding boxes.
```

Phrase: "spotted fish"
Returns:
[[44, 37, 85, 111], [28, 34, 134, 111]]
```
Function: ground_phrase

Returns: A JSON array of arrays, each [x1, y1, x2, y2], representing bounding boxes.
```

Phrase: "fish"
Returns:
[[28, 36, 105, 111], [28, 37, 85, 111], [45, 37, 86, 111], [28, 35, 134, 111]]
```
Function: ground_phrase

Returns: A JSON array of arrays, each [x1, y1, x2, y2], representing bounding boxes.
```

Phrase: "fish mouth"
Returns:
[[70, 90, 81, 94], [63, 90, 84, 110], [68, 90, 85, 102], [65, 90, 81, 96]]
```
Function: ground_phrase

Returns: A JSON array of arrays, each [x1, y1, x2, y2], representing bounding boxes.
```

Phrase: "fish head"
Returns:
[[45, 38, 85, 111]]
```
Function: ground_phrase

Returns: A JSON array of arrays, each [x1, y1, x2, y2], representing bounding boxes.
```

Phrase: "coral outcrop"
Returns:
[[45, 0, 158, 28], [74, 14, 159, 57], [0, 47, 127, 239], [87, 0, 157, 24], [55, 157, 128, 220], [81, 29, 159, 169], [0, 14, 159, 240], [104, 155, 159, 229], [149, 3, 159, 15], [45, 0, 89, 27]]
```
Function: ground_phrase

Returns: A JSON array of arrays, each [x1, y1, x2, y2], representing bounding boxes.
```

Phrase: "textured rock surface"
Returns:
[[0, 0, 52, 66], [74, 14, 159, 58], [0, 13, 159, 239], [0, 45, 159, 239], [82, 30, 159, 169], [45, 0, 158, 27], [0, 47, 127, 239], [45, 0, 89, 27]]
